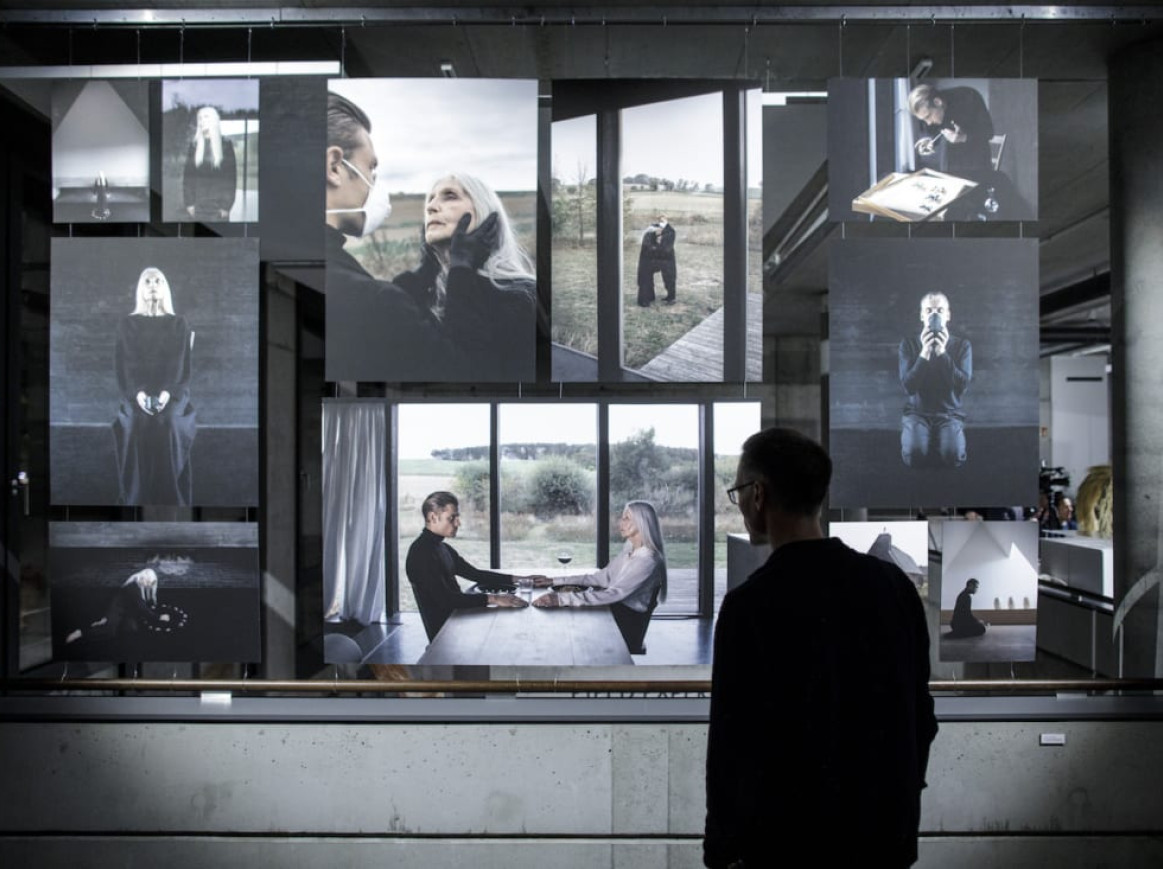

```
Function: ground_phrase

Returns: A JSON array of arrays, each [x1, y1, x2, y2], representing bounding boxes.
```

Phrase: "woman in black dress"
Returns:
[[111, 267, 197, 505], [182, 106, 237, 221]]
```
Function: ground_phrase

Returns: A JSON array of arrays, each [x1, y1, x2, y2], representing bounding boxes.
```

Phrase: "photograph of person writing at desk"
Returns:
[[405, 490, 539, 642], [532, 500, 668, 654]]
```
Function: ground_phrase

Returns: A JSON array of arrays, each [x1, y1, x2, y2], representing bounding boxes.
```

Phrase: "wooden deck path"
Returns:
[[638, 292, 763, 381]]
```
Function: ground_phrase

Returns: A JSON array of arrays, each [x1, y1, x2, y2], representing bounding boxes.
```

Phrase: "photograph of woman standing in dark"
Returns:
[[112, 267, 197, 506], [183, 106, 237, 221]]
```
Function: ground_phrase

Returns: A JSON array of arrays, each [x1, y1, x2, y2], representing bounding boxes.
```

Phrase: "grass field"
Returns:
[[552, 190, 762, 370]]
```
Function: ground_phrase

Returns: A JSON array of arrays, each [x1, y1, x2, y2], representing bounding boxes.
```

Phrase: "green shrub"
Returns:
[[452, 461, 490, 512], [529, 456, 593, 519]]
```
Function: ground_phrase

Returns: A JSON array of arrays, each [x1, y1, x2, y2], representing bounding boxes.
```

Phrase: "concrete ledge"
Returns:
[[2, 835, 1162, 868]]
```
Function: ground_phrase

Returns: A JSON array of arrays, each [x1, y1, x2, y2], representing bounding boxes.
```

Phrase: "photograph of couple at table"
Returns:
[[320, 400, 759, 670], [404, 494, 667, 667]]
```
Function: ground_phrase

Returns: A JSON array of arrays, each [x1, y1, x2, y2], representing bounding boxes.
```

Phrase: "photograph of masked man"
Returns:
[[899, 292, 972, 469], [324, 93, 493, 382]]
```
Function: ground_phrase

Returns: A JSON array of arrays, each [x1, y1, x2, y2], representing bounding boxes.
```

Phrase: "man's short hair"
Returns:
[[327, 92, 371, 155], [739, 427, 832, 516], [908, 83, 940, 117], [421, 490, 458, 521]]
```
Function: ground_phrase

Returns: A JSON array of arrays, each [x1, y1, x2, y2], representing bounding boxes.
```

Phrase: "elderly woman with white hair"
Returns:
[[111, 267, 197, 506], [532, 500, 668, 653], [392, 172, 537, 381], [183, 105, 238, 221]]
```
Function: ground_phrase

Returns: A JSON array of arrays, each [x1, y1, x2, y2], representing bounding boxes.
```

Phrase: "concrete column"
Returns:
[[1109, 39, 1163, 677], [263, 269, 298, 678]]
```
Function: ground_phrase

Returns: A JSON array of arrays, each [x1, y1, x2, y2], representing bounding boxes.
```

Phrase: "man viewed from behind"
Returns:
[[704, 428, 938, 868]]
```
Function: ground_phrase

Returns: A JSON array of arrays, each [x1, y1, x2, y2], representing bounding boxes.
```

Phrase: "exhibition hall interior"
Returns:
[[2, 2, 1162, 866]]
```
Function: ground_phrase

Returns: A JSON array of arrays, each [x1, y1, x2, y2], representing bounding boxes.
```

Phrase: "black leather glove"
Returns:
[[448, 211, 498, 272]]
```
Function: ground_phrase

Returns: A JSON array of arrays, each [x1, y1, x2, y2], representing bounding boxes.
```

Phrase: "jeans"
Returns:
[[901, 413, 966, 468]]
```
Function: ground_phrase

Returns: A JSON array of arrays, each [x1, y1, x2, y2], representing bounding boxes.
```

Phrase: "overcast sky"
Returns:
[[395, 402, 760, 460], [163, 79, 259, 113], [329, 78, 538, 194], [552, 89, 762, 188]]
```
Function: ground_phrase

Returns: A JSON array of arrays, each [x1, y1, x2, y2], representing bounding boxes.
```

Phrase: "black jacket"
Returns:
[[899, 335, 973, 419], [393, 264, 536, 382], [704, 538, 937, 868], [405, 528, 516, 642], [183, 139, 237, 217], [326, 226, 489, 382], [916, 86, 994, 181]]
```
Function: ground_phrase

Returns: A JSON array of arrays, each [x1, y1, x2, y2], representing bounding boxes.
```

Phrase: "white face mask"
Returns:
[[327, 158, 393, 237]]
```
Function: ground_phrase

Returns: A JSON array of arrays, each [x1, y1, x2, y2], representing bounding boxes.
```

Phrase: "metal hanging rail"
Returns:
[[3, 677, 1162, 695], [0, 6, 1158, 27]]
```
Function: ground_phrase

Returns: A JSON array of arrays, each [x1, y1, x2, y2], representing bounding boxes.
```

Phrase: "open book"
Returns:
[[852, 168, 978, 222]]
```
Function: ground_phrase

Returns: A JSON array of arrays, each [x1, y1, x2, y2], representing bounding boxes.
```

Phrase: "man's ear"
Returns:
[[325, 145, 346, 189], [751, 479, 766, 513]]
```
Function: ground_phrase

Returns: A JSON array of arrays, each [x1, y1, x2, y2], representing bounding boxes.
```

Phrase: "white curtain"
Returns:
[[322, 401, 387, 626]]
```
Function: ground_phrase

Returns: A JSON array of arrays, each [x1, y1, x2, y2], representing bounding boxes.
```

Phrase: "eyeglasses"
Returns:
[[726, 480, 757, 505]]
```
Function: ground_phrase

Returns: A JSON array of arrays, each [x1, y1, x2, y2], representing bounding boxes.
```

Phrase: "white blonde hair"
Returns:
[[131, 267, 175, 316], [622, 500, 668, 604], [430, 172, 535, 318], [193, 106, 224, 170]]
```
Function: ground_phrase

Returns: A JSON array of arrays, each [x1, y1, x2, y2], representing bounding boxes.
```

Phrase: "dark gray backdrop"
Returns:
[[829, 238, 1039, 508], [49, 522, 260, 663], [50, 237, 259, 506]]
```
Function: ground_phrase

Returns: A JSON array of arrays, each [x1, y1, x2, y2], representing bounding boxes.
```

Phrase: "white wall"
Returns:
[[1050, 355, 1110, 495], [52, 81, 149, 188], [940, 521, 1038, 611]]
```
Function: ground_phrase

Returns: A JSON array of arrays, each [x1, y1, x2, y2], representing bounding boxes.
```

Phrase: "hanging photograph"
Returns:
[[49, 522, 260, 663], [161, 78, 259, 223], [828, 78, 1037, 222], [50, 237, 259, 507], [52, 80, 150, 223], [829, 238, 1039, 508], [830, 521, 929, 594], [934, 519, 1038, 662], [324, 78, 538, 383], [324, 400, 760, 671], [551, 81, 763, 383]]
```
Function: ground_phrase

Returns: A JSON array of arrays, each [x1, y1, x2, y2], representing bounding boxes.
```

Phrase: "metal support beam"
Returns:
[[0, 7, 1157, 27], [698, 404, 716, 618], [723, 86, 747, 382], [596, 108, 624, 383]]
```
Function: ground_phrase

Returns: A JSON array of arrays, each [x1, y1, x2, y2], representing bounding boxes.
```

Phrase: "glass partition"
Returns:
[[497, 403, 598, 570], [395, 404, 491, 612]]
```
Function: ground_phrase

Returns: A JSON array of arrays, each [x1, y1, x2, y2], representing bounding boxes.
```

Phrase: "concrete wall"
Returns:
[[2, 719, 1161, 867]]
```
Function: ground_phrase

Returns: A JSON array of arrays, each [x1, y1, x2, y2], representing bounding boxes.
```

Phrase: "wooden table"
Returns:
[[416, 589, 633, 667]]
